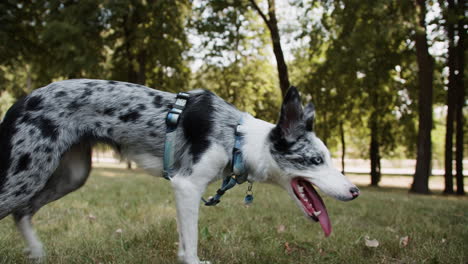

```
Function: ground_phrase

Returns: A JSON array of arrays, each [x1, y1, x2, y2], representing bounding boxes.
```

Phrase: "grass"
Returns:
[[0, 167, 467, 264]]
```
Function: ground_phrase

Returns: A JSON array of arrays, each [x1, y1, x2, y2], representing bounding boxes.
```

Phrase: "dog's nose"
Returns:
[[349, 187, 360, 199]]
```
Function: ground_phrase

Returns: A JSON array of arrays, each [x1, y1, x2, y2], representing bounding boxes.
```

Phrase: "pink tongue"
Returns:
[[303, 181, 332, 237], [293, 178, 332, 237]]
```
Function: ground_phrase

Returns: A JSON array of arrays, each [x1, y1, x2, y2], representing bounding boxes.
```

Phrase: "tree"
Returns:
[[192, 0, 280, 121], [292, 0, 413, 185], [105, 0, 191, 91], [411, 0, 435, 194], [442, 0, 457, 194], [248, 0, 289, 96], [454, 0, 465, 195]]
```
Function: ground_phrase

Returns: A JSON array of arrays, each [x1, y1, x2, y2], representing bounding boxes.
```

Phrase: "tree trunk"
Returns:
[[444, 0, 456, 194], [249, 0, 290, 96], [411, 0, 434, 194], [370, 119, 381, 186], [455, 0, 465, 195], [340, 121, 346, 174]]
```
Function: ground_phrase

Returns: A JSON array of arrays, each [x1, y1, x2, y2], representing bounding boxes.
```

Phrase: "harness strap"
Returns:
[[202, 117, 251, 206], [163, 92, 190, 180]]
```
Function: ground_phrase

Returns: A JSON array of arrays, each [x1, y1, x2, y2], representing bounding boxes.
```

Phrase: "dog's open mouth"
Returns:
[[291, 177, 332, 237]]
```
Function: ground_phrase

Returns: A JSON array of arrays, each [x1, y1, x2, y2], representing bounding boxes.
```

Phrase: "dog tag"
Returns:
[[244, 194, 254, 205], [244, 182, 254, 205]]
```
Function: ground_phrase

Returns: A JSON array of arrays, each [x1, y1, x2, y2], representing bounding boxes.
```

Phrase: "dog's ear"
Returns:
[[304, 102, 315, 131], [275, 86, 305, 143]]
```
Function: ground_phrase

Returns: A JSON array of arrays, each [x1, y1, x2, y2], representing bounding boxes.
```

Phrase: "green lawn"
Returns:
[[0, 167, 467, 264]]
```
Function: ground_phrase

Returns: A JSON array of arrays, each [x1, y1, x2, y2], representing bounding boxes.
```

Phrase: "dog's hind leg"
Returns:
[[13, 213, 45, 261], [13, 142, 92, 261]]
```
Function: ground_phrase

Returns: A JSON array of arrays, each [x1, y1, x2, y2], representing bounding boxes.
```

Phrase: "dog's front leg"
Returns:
[[171, 176, 210, 264]]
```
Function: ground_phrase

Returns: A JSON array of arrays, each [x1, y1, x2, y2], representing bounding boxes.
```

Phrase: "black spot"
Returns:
[[97, 87, 104, 92], [148, 91, 155, 96], [46, 156, 52, 162], [80, 88, 93, 99], [153, 95, 163, 108], [137, 104, 146, 111], [149, 132, 157, 137], [16, 139, 25, 145], [119, 110, 141, 123], [35, 117, 59, 140], [68, 101, 85, 111], [103, 107, 116, 116], [107, 128, 114, 135], [84, 81, 99, 87], [34, 146, 41, 152], [15, 154, 31, 174], [182, 91, 214, 163], [29, 129, 35, 136], [26, 96, 43, 111], [44, 147, 53, 153], [146, 121, 154, 127], [95, 122, 102, 127], [122, 102, 129, 107], [58, 112, 65, 118], [55, 91, 67, 98], [0, 97, 26, 191], [108, 80, 118, 85]]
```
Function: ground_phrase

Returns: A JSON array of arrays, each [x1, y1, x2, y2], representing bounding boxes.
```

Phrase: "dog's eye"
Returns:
[[311, 157, 323, 165]]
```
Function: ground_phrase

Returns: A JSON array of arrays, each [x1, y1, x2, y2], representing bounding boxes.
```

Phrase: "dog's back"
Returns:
[[0, 79, 175, 219]]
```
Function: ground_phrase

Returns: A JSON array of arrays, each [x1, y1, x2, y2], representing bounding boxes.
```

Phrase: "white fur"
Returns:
[[171, 144, 228, 264], [16, 216, 45, 261]]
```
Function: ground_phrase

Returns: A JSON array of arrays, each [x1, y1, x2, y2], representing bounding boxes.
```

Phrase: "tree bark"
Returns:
[[443, 0, 456, 194], [249, 0, 290, 96], [340, 121, 346, 174], [455, 0, 465, 195], [370, 119, 381, 186], [411, 0, 434, 194]]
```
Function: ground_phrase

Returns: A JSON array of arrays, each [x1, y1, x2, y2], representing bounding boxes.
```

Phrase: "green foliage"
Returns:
[[105, 0, 191, 91], [291, 0, 419, 158], [194, 57, 281, 122]]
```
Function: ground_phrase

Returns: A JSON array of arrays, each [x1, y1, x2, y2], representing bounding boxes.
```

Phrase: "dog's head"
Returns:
[[268, 87, 359, 237]]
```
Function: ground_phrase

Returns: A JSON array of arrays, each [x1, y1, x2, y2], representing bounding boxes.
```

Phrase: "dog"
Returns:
[[0, 79, 359, 264]]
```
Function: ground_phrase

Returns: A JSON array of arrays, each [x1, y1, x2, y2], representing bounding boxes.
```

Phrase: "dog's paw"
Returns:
[[25, 247, 45, 263]]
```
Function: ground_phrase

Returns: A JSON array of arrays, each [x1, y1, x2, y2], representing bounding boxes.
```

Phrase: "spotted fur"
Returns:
[[0, 80, 358, 264]]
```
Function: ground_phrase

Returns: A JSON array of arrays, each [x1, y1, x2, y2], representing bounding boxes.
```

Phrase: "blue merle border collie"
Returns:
[[0, 79, 359, 264]]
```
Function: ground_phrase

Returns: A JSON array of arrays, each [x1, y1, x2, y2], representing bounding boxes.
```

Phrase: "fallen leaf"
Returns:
[[318, 248, 326, 256], [277, 224, 286, 233], [399, 236, 409, 247], [364, 236, 379, 248], [115, 228, 123, 234], [284, 242, 293, 254], [88, 214, 96, 221], [441, 238, 447, 243]]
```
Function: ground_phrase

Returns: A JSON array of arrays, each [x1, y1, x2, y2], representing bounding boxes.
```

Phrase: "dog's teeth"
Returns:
[[298, 186, 304, 192], [313, 211, 322, 217]]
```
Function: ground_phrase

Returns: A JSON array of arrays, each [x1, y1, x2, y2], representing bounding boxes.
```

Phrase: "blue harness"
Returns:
[[163, 93, 253, 206]]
